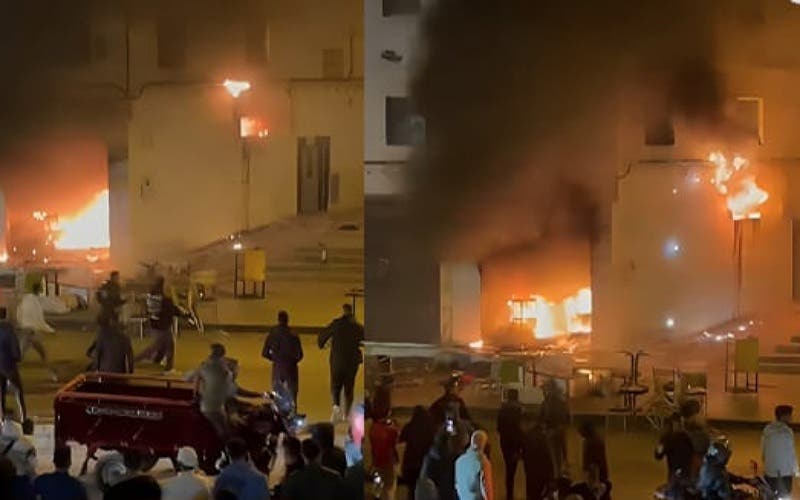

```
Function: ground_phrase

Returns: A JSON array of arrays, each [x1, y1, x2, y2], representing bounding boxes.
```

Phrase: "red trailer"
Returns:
[[54, 373, 223, 473]]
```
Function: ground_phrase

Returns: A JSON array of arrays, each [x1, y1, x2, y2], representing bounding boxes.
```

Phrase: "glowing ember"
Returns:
[[468, 339, 484, 350], [53, 190, 110, 250], [708, 152, 768, 220], [240, 117, 269, 139], [508, 287, 592, 339]]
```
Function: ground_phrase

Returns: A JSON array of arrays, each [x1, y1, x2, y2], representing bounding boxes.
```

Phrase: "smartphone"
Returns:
[[445, 417, 455, 435]]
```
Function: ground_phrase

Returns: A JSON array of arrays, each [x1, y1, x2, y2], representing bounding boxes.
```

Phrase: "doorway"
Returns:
[[297, 136, 330, 214]]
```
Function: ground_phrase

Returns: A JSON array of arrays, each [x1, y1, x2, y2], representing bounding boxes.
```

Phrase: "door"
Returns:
[[297, 136, 330, 214]]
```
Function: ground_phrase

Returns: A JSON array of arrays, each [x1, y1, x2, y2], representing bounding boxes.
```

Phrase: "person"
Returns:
[[540, 379, 570, 477], [455, 430, 494, 500], [681, 400, 710, 481], [369, 411, 400, 500], [310, 422, 347, 476], [160, 446, 211, 500], [274, 435, 303, 498], [417, 429, 460, 500], [0, 307, 25, 421], [344, 419, 366, 500], [655, 413, 693, 482], [192, 343, 234, 439], [317, 303, 364, 421], [0, 453, 34, 499], [262, 310, 303, 409], [521, 414, 554, 500], [213, 438, 268, 500], [579, 421, 608, 484], [103, 475, 162, 500], [281, 439, 347, 500], [15, 282, 58, 382], [33, 445, 88, 500], [400, 406, 436, 499], [429, 376, 471, 429], [1, 418, 37, 479], [135, 276, 177, 373], [96, 271, 125, 316], [92, 311, 134, 374], [762, 404, 798, 496], [496, 390, 523, 500], [568, 464, 610, 500], [697, 441, 732, 500]]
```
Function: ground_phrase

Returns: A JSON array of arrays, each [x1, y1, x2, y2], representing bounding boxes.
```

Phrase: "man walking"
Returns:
[[93, 311, 134, 374], [15, 282, 58, 381], [455, 430, 494, 500], [135, 277, 177, 374], [318, 304, 364, 421], [762, 404, 798, 496], [0, 308, 25, 421], [262, 310, 303, 408], [497, 389, 523, 500]]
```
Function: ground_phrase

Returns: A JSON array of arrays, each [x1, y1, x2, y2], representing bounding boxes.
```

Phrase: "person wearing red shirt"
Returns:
[[370, 410, 400, 500]]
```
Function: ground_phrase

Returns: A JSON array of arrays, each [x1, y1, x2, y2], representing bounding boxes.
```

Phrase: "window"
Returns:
[[322, 49, 345, 79], [383, 0, 421, 16], [734, 97, 764, 144], [385, 97, 425, 146], [246, 19, 268, 63], [157, 15, 187, 69]]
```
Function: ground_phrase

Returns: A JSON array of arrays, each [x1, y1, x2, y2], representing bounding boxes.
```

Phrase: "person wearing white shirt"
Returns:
[[160, 447, 212, 500], [762, 404, 799, 497], [15, 282, 58, 381]]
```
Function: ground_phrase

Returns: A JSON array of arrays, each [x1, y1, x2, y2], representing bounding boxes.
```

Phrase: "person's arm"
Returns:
[[295, 335, 303, 363], [317, 322, 334, 349], [480, 456, 494, 500], [262, 331, 274, 360]]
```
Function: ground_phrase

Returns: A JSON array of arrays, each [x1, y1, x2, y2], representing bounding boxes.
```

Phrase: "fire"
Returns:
[[52, 190, 110, 250], [708, 152, 768, 220], [508, 287, 592, 339]]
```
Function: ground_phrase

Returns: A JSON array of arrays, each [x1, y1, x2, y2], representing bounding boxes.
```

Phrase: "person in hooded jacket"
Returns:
[[400, 406, 436, 499], [417, 429, 461, 500], [762, 404, 799, 496], [262, 310, 303, 409]]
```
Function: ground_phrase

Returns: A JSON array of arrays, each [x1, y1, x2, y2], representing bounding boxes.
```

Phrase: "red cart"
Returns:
[[54, 373, 223, 473]]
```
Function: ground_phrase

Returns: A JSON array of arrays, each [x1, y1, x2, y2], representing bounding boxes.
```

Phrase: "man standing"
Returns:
[[762, 404, 798, 496], [455, 430, 494, 500], [15, 282, 58, 381], [496, 389, 523, 500], [0, 308, 25, 421], [160, 447, 211, 500], [135, 277, 177, 374], [96, 271, 125, 316], [318, 304, 364, 421], [262, 310, 303, 408], [192, 343, 233, 439], [33, 445, 88, 500], [282, 439, 347, 500]]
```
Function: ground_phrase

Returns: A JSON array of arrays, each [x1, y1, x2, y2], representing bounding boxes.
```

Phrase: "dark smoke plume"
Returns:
[[406, 0, 780, 262]]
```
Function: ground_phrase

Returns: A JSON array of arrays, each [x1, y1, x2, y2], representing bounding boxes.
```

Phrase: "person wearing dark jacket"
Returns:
[[262, 310, 303, 408], [310, 422, 347, 476], [579, 421, 609, 484], [317, 304, 364, 420], [134, 276, 177, 373], [655, 413, 694, 482], [96, 271, 125, 315], [540, 379, 570, 477], [282, 439, 347, 500], [497, 390, 523, 500], [400, 406, 436, 499], [93, 311, 134, 374], [0, 308, 26, 421], [417, 429, 459, 500], [429, 378, 472, 428], [521, 414, 554, 500]]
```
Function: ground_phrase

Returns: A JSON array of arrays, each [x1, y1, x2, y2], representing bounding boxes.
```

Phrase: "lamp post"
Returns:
[[222, 79, 252, 234]]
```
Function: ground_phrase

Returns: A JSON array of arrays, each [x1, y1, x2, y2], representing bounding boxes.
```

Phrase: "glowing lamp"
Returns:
[[222, 79, 251, 98], [665, 317, 675, 329], [663, 238, 681, 258], [232, 241, 243, 251]]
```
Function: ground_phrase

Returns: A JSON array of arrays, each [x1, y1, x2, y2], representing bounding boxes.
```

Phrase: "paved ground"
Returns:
[[11, 328, 363, 425], [368, 414, 769, 500]]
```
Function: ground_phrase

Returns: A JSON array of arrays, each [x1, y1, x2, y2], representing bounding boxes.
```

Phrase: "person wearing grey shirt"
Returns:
[[193, 343, 233, 439]]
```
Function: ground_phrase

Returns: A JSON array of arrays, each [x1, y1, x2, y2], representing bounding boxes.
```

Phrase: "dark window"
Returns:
[[383, 0, 421, 16], [644, 112, 675, 146], [386, 97, 425, 146], [246, 19, 268, 63], [157, 16, 187, 69]]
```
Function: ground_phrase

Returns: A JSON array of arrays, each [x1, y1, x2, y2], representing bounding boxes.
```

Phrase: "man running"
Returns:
[[0, 308, 25, 421], [135, 277, 177, 374], [318, 304, 364, 422], [15, 283, 58, 382], [192, 343, 233, 439], [262, 310, 303, 409]]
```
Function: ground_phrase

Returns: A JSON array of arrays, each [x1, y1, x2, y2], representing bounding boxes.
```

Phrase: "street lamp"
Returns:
[[223, 78, 253, 234]]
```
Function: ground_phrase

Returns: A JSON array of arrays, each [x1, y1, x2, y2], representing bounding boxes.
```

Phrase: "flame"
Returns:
[[508, 287, 592, 339], [53, 190, 110, 250], [708, 152, 768, 220], [468, 339, 484, 350]]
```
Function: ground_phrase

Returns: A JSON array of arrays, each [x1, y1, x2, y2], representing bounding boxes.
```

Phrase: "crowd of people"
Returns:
[[0, 271, 368, 499]]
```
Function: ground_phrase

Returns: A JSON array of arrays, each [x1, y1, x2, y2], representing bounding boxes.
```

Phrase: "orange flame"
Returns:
[[708, 152, 768, 220], [53, 190, 110, 250], [508, 287, 592, 339]]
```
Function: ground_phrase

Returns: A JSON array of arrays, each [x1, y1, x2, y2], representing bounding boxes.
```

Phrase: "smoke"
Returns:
[[405, 0, 764, 261]]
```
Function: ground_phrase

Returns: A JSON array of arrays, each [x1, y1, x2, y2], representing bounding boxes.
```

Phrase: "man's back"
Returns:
[[283, 463, 345, 500], [496, 401, 522, 445], [214, 461, 268, 500], [262, 325, 302, 365], [160, 470, 211, 500], [197, 358, 231, 413], [762, 421, 797, 477], [455, 449, 486, 500], [33, 470, 88, 500], [318, 316, 364, 365]]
